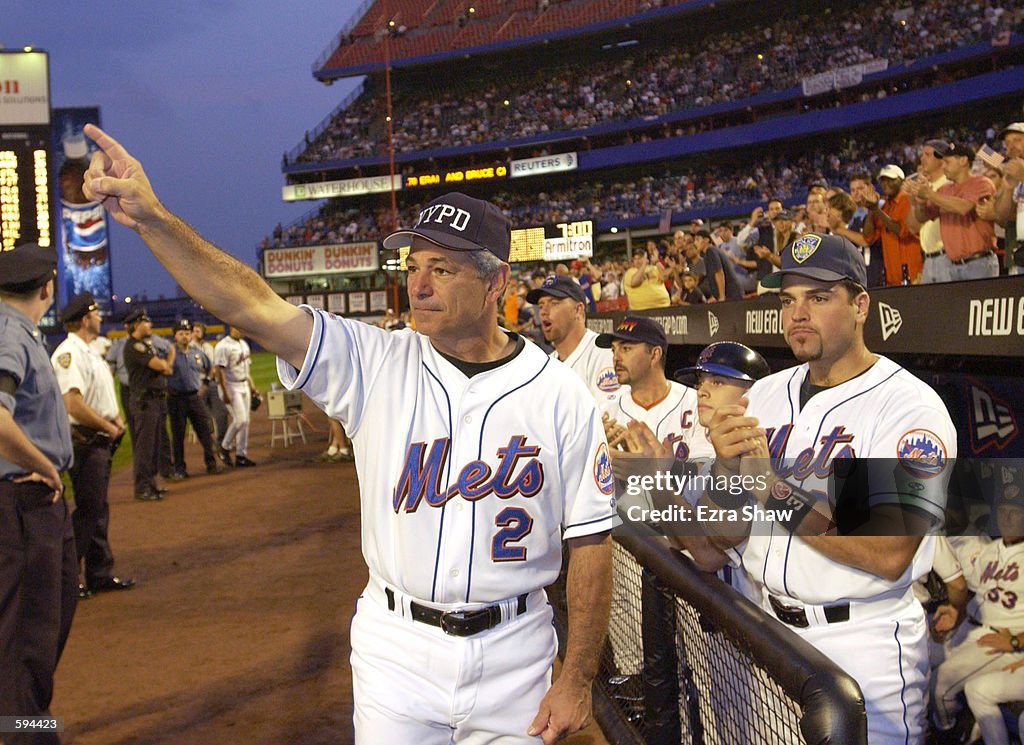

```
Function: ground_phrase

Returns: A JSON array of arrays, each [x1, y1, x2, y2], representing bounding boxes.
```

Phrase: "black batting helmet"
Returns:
[[674, 341, 770, 386]]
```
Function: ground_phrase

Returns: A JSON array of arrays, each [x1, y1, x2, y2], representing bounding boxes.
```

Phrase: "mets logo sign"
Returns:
[[597, 367, 620, 393], [790, 234, 823, 264], [896, 428, 948, 479], [594, 443, 615, 495]]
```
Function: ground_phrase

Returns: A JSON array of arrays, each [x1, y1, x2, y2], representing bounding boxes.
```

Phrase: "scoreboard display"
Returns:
[[0, 126, 52, 250], [1, 50, 52, 252]]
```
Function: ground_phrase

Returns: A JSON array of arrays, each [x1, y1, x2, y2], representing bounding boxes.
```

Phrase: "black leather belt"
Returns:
[[386, 587, 528, 637], [168, 390, 198, 396], [768, 595, 849, 628], [951, 250, 993, 266]]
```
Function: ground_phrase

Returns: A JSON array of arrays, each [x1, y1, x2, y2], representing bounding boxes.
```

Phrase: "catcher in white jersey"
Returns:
[[527, 274, 619, 402], [81, 127, 614, 745], [213, 326, 257, 467], [706, 233, 956, 744], [932, 464, 1024, 745]]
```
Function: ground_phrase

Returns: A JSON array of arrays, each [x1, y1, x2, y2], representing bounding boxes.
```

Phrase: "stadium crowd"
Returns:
[[293, 0, 1020, 164]]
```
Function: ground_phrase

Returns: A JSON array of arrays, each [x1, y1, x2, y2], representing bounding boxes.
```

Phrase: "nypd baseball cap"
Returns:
[[383, 192, 512, 262], [59, 292, 99, 323], [596, 315, 667, 353], [526, 275, 585, 304], [123, 308, 151, 325], [0, 242, 57, 294], [175, 318, 193, 332], [759, 233, 867, 289]]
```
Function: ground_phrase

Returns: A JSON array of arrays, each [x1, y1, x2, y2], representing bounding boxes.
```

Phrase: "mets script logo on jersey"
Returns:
[[766, 425, 856, 479], [896, 429, 948, 479], [790, 234, 823, 264], [981, 561, 1019, 583], [393, 435, 543, 512], [597, 367, 619, 393], [594, 443, 614, 495]]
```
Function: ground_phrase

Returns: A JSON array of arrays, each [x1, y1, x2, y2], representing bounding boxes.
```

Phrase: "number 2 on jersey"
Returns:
[[492, 506, 534, 561]]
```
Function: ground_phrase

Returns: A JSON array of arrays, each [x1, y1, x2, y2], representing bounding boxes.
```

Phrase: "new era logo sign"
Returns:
[[878, 302, 902, 341], [708, 311, 719, 337], [970, 383, 1018, 453]]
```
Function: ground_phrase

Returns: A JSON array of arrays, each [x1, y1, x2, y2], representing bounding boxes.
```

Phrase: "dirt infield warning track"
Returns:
[[51, 403, 607, 744]]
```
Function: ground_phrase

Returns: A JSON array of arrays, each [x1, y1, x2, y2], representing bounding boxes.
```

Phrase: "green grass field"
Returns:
[[110, 351, 281, 473]]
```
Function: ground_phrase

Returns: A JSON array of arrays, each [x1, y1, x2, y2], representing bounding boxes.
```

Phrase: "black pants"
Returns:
[[69, 441, 115, 585], [168, 392, 218, 473], [130, 394, 166, 496], [0, 481, 77, 745], [201, 383, 229, 444]]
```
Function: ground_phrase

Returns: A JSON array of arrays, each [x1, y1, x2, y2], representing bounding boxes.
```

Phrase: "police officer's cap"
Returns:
[[175, 318, 193, 332], [59, 292, 99, 324], [124, 308, 151, 325], [0, 242, 58, 294]]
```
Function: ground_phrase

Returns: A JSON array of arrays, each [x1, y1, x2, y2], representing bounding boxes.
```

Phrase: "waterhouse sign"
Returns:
[[281, 175, 400, 201], [263, 243, 378, 277]]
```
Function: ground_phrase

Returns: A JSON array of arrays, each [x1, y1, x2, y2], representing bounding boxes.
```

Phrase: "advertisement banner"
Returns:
[[0, 51, 49, 126], [281, 175, 400, 201], [263, 242, 378, 277], [52, 107, 113, 312], [510, 152, 578, 179]]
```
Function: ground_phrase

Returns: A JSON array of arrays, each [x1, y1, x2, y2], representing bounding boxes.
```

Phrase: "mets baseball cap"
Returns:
[[675, 341, 770, 386], [924, 139, 950, 156], [595, 315, 667, 353], [526, 274, 585, 304], [123, 308, 151, 325], [1001, 123, 1024, 137], [877, 164, 905, 180], [760, 233, 867, 289], [382, 192, 512, 262], [59, 292, 99, 323], [0, 242, 57, 294]]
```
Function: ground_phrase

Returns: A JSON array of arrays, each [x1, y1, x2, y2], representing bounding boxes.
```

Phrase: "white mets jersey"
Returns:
[[214, 336, 252, 384], [277, 308, 618, 604], [742, 356, 956, 604], [601, 381, 714, 462], [952, 536, 1024, 629], [552, 329, 619, 404]]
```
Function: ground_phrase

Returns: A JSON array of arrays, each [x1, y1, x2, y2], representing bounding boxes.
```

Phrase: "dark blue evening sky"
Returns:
[[5, 0, 363, 299]]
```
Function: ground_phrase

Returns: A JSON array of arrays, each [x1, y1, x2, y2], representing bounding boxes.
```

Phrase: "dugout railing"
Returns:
[[548, 532, 867, 745]]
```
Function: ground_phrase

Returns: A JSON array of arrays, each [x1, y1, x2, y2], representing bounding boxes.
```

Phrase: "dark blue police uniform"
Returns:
[[0, 243, 77, 744]]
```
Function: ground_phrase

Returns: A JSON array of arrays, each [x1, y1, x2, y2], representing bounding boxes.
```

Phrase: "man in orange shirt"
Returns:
[[863, 165, 922, 285]]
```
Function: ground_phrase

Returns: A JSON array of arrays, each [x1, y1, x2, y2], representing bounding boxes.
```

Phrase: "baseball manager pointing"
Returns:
[[82, 124, 615, 744]]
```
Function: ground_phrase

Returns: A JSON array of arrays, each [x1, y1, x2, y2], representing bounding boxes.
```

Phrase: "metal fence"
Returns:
[[548, 533, 867, 745]]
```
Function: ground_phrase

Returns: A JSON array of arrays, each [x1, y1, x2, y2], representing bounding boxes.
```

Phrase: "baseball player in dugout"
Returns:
[[82, 124, 616, 744], [51, 292, 135, 599], [701, 233, 956, 743], [214, 325, 257, 467], [0, 242, 78, 744], [526, 273, 619, 402], [122, 307, 174, 501]]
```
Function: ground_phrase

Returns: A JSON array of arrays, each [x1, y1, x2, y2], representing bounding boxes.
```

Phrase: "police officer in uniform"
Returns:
[[122, 308, 175, 500], [51, 292, 135, 598], [167, 318, 223, 477], [0, 242, 78, 743], [192, 321, 229, 442]]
